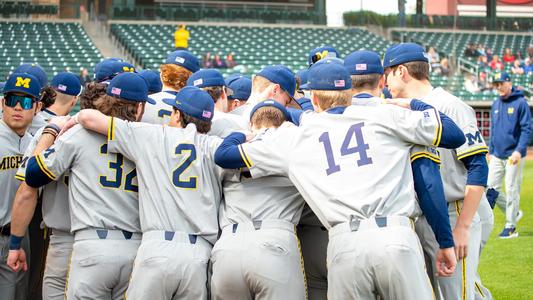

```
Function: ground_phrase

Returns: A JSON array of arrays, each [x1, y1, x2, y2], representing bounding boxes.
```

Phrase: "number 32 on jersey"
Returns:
[[319, 122, 373, 176]]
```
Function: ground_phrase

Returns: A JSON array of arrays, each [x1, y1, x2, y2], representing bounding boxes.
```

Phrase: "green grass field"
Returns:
[[478, 160, 533, 300]]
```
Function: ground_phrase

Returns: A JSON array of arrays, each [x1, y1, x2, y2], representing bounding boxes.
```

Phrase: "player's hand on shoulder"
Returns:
[[436, 247, 457, 277], [49, 115, 72, 129], [384, 98, 412, 109], [58, 114, 79, 137], [7, 249, 28, 272]]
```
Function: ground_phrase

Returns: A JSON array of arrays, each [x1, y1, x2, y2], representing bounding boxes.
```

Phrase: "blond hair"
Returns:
[[251, 106, 286, 129], [93, 94, 139, 121], [312, 89, 352, 111], [160, 64, 192, 91], [252, 75, 274, 93]]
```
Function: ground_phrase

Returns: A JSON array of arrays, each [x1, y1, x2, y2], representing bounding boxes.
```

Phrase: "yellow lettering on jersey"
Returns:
[[15, 77, 31, 88], [0, 155, 23, 171]]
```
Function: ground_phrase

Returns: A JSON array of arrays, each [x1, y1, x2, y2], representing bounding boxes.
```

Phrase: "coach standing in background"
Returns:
[[488, 72, 531, 239], [174, 24, 190, 50]]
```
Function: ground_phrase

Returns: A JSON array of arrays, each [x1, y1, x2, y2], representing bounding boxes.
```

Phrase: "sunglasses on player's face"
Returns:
[[4, 94, 37, 110]]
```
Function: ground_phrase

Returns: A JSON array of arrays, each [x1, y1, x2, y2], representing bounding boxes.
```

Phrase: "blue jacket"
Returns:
[[489, 88, 532, 158]]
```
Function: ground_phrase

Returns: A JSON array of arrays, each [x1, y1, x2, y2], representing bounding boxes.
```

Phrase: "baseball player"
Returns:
[[307, 46, 340, 67], [94, 58, 136, 83], [225, 74, 251, 112], [139, 69, 163, 95], [344, 49, 457, 267], [141, 50, 199, 124], [70, 86, 224, 299], [488, 72, 531, 238], [230, 65, 296, 118], [7, 72, 81, 300], [24, 72, 151, 299], [215, 62, 465, 299], [187, 68, 246, 137], [211, 100, 307, 300], [383, 43, 490, 300], [0, 72, 42, 300]]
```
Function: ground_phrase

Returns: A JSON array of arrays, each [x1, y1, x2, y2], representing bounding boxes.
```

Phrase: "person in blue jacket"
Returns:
[[488, 72, 532, 238]]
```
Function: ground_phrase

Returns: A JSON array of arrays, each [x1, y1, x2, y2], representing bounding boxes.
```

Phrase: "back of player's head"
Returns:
[[139, 70, 163, 94], [308, 46, 339, 67], [165, 50, 200, 73], [226, 76, 251, 101], [94, 59, 136, 83], [344, 50, 384, 91], [162, 86, 214, 134], [186, 69, 229, 103], [79, 81, 107, 110], [49, 72, 82, 108], [250, 100, 289, 129], [301, 61, 352, 111], [95, 73, 153, 121], [383, 43, 430, 81]]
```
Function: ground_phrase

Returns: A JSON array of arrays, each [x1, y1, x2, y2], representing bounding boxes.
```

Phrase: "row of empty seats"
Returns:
[[0, 2, 58, 17], [0, 22, 102, 79]]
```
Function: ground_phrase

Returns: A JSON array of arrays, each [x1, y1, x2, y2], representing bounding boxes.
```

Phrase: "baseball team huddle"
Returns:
[[0, 42, 499, 300]]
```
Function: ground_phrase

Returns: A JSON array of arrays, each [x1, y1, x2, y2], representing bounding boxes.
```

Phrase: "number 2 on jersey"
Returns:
[[172, 144, 197, 189], [319, 122, 372, 175]]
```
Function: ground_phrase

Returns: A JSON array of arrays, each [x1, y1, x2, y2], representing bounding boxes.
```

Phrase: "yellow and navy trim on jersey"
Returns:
[[456, 145, 489, 160], [238, 145, 253, 168], [14, 172, 25, 181], [454, 201, 467, 300], [410, 151, 441, 164], [107, 117, 115, 141], [432, 109, 443, 147], [35, 154, 56, 180]]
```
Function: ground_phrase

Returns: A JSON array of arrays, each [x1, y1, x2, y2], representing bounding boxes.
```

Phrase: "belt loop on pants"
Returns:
[[330, 216, 413, 238], [144, 230, 199, 245], [74, 229, 142, 241], [223, 219, 296, 235]]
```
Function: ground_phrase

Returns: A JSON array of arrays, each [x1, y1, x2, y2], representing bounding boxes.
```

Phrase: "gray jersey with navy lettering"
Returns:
[[422, 87, 489, 202], [140, 90, 177, 124], [219, 130, 305, 229], [16, 127, 71, 232], [35, 125, 140, 233], [28, 109, 55, 136], [0, 120, 32, 226], [107, 119, 224, 244], [239, 104, 442, 229]]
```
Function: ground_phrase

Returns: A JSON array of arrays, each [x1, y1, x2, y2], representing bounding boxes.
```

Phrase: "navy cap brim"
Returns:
[[4, 87, 39, 98], [299, 83, 310, 90], [162, 98, 177, 109]]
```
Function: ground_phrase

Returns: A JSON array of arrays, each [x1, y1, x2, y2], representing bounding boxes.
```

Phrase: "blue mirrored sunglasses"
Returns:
[[4, 94, 37, 110]]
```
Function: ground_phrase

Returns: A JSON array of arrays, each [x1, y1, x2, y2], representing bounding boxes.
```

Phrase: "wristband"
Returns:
[[44, 124, 61, 134], [9, 235, 24, 250]]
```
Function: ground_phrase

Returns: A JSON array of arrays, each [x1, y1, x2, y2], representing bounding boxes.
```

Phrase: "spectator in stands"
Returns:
[[214, 55, 227, 68], [427, 47, 440, 70], [511, 60, 525, 75], [490, 55, 504, 71], [488, 72, 531, 239], [464, 43, 479, 57], [439, 58, 451, 76], [464, 73, 480, 93], [516, 50, 524, 63], [503, 48, 516, 63], [477, 55, 488, 69], [523, 58, 533, 75], [477, 44, 486, 56], [203, 52, 214, 68], [79, 68, 92, 86], [226, 53, 237, 68], [479, 71, 492, 91], [174, 24, 190, 50], [486, 48, 494, 61]]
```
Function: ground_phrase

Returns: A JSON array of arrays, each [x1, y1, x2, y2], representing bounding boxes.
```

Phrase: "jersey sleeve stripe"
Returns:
[[15, 174, 25, 181], [456, 146, 489, 160], [107, 117, 115, 141], [36, 154, 57, 180], [410, 152, 441, 164], [432, 109, 442, 147], [238, 145, 253, 168]]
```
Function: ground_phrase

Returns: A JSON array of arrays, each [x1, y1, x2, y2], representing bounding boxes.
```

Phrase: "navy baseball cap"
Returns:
[[114, 61, 136, 74], [492, 72, 511, 83], [3, 73, 42, 98], [225, 73, 247, 86], [51, 72, 82, 96], [139, 70, 162, 94], [383, 43, 429, 68], [344, 50, 384, 75], [250, 99, 290, 121], [106, 72, 155, 104], [227, 77, 251, 101], [308, 46, 340, 66], [301, 62, 351, 91], [162, 86, 214, 121], [14, 63, 48, 87], [187, 69, 225, 88], [257, 65, 296, 99], [165, 50, 200, 73], [94, 58, 122, 77]]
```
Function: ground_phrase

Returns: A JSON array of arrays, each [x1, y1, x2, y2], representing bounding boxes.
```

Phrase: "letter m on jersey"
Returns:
[[466, 131, 483, 146], [15, 77, 31, 88]]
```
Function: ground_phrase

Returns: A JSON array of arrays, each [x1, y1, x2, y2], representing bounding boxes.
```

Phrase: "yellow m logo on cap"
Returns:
[[315, 50, 329, 61], [15, 77, 31, 88], [123, 67, 135, 72], [495, 73, 501, 79]]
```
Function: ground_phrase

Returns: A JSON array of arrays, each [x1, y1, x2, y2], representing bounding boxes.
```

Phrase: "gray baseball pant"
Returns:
[[0, 233, 30, 300], [297, 224, 328, 300], [42, 230, 74, 300]]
